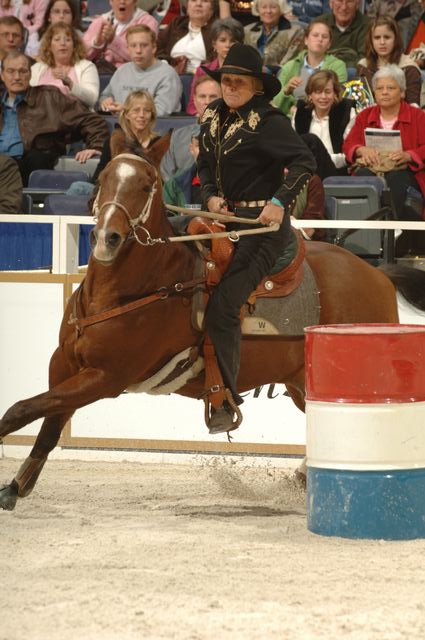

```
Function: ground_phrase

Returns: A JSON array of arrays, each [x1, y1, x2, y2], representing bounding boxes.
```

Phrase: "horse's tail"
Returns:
[[379, 264, 425, 312]]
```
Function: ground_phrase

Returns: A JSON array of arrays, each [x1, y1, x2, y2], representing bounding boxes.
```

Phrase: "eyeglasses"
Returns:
[[3, 68, 30, 76], [0, 31, 22, 39]]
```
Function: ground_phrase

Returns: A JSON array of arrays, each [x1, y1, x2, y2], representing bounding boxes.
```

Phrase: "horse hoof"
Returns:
[[0, 483, 18, 511]]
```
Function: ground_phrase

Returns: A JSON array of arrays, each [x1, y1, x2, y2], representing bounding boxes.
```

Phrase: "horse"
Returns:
[[1, 150, 424, 511]]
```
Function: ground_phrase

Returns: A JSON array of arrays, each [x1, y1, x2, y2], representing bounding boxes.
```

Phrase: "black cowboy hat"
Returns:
[[201, 43, 281, 99]]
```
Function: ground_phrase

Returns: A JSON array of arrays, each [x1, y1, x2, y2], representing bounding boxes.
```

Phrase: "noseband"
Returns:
[[93, 153, 159, 246]]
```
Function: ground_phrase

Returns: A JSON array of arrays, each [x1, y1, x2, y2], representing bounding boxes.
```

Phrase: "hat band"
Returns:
[[219, 64, 261, 76]]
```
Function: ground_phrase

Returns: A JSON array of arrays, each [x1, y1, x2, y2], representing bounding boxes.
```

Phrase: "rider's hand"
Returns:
[[207, 196, 228, 214], [259, 203, 284, 226]]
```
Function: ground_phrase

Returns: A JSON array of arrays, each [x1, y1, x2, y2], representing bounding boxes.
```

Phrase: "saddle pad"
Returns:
[[242, 261, 320, 336], [192, 260, 320, 336]]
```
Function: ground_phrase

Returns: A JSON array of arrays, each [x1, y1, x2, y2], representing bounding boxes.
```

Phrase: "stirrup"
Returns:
[[204, 388, 242, 436]]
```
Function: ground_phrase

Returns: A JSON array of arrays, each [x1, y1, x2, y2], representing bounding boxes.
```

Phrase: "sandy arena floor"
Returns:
[[1, 456, 425, 640]]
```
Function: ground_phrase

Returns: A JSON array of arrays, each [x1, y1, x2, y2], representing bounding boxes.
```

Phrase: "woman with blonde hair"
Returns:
[[68, 90, 161, 192], [357, 16, 421, 105], [30, 21, 99, 108], [292, 69, 356, 178]]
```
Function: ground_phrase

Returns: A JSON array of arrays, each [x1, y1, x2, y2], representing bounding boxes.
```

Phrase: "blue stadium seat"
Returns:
[[28, 169, 90, 190], [86, 0, 110, 16], [43, 194, 91, 216], [156, 115, 197, 135], [180, 74, 193, 112]]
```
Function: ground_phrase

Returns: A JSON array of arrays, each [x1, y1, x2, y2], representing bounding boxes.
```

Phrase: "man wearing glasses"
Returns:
[[318, 0, 370, 67], [0, 17, 25, 70], [0, 51, 109, 185]]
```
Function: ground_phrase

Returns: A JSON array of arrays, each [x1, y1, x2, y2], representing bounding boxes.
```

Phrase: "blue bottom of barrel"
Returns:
[[307, 466, 425, 540]]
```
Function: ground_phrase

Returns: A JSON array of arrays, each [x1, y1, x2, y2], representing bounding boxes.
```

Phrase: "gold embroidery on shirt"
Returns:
[[201, 107, 216, 123], [209, 113, 219, 138], [224, 118, 243, 140], [248, 110, 260, 129]]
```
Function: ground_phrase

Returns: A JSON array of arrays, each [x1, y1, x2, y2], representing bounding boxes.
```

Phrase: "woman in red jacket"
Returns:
[[343, 63, 425, 223]]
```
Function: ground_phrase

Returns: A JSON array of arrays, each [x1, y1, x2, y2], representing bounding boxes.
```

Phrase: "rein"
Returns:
[[68, 277, 205, 334]]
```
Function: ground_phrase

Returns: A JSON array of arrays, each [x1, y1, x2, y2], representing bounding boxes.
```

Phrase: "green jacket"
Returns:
[[274, 51, 348, 115], [317, 10, 370, 68]]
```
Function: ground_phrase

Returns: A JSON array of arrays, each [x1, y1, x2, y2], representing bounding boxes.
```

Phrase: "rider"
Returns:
[[197, 43, 316, 434]]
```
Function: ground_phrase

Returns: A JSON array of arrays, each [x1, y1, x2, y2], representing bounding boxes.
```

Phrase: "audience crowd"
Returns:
[[1, 0, 425, 258]]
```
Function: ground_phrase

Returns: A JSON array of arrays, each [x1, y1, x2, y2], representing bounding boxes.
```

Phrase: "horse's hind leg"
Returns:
[[0, 412, 71, 511]]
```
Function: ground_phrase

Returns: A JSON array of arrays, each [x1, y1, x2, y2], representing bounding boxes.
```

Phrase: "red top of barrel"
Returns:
[[305, 324, 425, 403]]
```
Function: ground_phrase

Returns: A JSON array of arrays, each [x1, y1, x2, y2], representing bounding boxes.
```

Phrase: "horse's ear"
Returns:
[[146, 130, 172, 169], [110, 128, 128, 158]]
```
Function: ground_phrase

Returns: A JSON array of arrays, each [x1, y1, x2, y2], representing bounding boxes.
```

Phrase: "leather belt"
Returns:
[[233, 199, 271, 208]]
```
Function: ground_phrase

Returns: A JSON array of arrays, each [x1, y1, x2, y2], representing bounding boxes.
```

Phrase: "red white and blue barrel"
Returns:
[[305, 324, 425, 540]]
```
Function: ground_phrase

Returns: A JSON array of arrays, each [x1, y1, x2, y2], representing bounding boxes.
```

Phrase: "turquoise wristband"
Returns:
[[271, 197, 284, 208]]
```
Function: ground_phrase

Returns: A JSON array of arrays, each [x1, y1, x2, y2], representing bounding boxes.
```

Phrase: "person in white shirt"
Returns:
[[100, 24, 182, 115], [291, 68, 356, 178]]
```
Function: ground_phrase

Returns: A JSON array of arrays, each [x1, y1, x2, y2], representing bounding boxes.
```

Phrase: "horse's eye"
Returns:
[[143, 186, 151, 193]]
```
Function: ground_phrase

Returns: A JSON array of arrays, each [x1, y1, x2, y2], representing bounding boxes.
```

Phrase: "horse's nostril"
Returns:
[[107, 232, 122, 248]]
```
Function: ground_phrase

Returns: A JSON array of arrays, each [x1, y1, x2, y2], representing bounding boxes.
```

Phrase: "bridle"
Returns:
[[92, 153, 161, 246]]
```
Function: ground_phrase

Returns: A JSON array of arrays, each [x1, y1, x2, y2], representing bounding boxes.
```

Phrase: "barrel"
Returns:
[[305, 324, 425, 540]]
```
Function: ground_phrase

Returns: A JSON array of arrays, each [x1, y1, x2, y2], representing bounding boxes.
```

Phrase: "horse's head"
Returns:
[[90, 152, 161, 264]]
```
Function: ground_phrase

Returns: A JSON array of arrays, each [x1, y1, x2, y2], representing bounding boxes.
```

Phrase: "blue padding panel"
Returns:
[[0, 223, 92, 270], [308, 466, 425, 540]]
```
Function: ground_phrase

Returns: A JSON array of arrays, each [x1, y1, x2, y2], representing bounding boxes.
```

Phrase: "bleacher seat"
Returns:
[[86, 0, 110, 16], [99, 74, 113, 94], [180, 74, 193, 112], [55, 156, 100, 179], [43, 194, 91, 216], [156, 115, 197, 135], [28, 169, 90, 190], [323, 175, 391, 259]]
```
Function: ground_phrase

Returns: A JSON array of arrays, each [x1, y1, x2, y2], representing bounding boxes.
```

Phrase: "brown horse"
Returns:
[[1, 151, 424, 511]]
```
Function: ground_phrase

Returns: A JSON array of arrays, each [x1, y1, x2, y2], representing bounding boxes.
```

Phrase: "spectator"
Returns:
[[83, 0, 158, 72], [0, 16, 25, 67], [318, 0, 370, 69], [274, 19, 347, 115], [160, 74, 221, 180], [292, 69, 356, 178], [366, 0, 422, 49], [218, 0, 290, 26], [163, 133, 201, 206], [186, 16, 243, 115], [30, 22, 100, 108], [68, 89, 162, 194], [343, 64, 425, 223], [0, 0, 49, 46], [244, 0, 305, 68], [137, 0, 182, 26], [27, 0, 84, 58], [290, 0, 330, 25], [156, 0, 217, 74], [0, 152, 22, 212], [100, 24, 182, 115], [0, 50, 108, 184], [358, 16, 421, 105]]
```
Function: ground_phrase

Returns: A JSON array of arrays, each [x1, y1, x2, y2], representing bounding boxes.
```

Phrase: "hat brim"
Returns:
[[201, 64, 281, 99]]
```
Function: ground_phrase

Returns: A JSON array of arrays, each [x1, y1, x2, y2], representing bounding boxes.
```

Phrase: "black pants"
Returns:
[[301, 133, 348, 180], [355, 167, 420, 220], [205, 211, 291, 405], [13, 149, 57, 187]]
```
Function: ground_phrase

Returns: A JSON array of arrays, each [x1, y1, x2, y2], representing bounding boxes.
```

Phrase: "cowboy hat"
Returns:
[[201, 43, 281, 99]]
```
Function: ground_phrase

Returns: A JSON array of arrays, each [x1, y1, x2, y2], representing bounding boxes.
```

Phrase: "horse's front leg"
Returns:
[[0, 367, 120, 437], [0, 411, 71, 511]]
